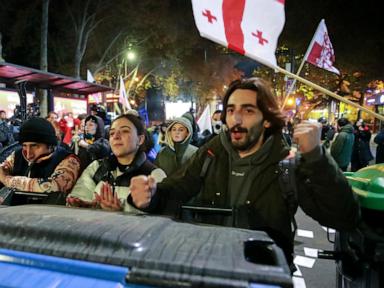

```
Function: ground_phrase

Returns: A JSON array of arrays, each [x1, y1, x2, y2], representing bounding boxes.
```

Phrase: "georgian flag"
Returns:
[[191, 0, 285, 67], [306, 19, 340, 75]]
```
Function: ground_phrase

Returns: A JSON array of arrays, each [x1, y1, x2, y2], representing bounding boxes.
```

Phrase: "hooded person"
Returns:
[[76, 115, 111, 172], [154, 117, 198, 176], [330, 118, 355, 171], [0, 117, 81, 205], [182, 109, 200, 146]]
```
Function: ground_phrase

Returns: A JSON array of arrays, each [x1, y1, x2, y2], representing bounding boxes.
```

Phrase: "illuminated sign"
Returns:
[[0, 89, 33, 118], [54, 97, 87, 117]]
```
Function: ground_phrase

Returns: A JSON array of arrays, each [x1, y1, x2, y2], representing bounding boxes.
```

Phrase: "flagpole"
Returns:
[[236, 48, 384, 121], [274, 65, 384, 121], [282, 19, 325, 109]]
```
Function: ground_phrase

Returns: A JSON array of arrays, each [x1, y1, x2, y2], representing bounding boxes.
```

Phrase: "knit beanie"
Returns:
[[19, 117, 57, 145]]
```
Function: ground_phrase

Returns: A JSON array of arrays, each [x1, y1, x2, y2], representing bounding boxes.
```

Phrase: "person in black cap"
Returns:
[[0, 117, 81, 205]]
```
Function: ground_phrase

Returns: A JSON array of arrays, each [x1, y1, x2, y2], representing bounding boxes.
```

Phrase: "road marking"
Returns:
[[293, 264, 302, 276], [294, 255, 316, 268], [297, 229, 314, 238], [321, 226, 336, 233], [304, 247, 318, 258], [292, 276, 306, 288]]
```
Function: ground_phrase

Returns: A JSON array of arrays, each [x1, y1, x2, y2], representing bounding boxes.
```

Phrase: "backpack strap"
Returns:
[[200, 149, 215, 178], [278, 155, 298, 238]]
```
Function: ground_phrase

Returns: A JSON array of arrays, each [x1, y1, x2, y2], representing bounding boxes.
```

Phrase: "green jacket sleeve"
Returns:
[[296, 146, 359, 231], [145, 146, 206, 213]]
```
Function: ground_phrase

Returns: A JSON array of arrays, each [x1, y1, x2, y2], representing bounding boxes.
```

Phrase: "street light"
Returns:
[[124, 50, 136, 77], [127, 51, 136, 61]]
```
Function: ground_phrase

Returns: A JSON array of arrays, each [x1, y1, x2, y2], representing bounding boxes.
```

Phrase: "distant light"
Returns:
[[127, 51, 136, 61], [287, 98, 294, 106], [366, 99, 375, 103], [380, 95, 384, 104]]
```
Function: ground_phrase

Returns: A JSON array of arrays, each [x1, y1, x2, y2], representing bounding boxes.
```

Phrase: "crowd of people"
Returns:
[[0, 76, 382, 271]]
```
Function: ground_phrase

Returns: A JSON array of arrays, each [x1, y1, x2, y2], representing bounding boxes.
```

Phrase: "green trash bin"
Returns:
[[333, 164, 384, 288]]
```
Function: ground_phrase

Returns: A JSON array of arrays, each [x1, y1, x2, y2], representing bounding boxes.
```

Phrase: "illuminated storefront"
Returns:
[[0, 88, 33, 118]]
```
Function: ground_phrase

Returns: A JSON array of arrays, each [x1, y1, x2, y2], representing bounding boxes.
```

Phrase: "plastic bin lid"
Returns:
[[344, 164, 384, 211]]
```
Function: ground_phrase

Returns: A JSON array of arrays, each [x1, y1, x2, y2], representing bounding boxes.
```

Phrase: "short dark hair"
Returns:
[[221, 77, 285, 135], [337, 118, 349, 127]]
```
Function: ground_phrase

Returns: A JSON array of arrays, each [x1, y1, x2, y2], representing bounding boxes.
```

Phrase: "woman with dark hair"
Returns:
[[67, 113, 166, 211], [75, 115, 110, 172]]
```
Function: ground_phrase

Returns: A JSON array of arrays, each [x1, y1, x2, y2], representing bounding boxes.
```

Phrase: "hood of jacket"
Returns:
[[339, 123, 354, 134], [84, 115, 105, 140], [165, 117, 193, 151]]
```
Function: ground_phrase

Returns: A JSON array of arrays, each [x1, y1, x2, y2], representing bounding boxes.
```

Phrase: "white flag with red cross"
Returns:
[[191, 0, 285, 67], [306, 19, 340, 75]]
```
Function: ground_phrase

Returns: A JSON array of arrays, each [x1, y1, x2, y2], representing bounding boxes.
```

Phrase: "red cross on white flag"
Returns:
[[192, 0, 285, 67], [306, 19, 340, 75]]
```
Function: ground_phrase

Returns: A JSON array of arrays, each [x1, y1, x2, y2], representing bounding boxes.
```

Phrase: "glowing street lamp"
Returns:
[[127, 51, 136, 61], [124, 50, 136, 77]]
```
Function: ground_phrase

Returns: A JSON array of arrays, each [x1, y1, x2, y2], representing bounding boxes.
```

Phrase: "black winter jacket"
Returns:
[[143, 132, 359, 264]]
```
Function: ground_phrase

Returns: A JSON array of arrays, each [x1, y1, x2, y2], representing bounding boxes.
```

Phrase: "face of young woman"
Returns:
[[85, 119, 97, 135], [170, 123, 189, 143], [109, 117, 144, 164]]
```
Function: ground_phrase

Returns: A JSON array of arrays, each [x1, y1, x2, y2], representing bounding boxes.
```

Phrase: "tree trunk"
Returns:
[[0, 32, 4, 62], [39, 0, 50, 117], [40, 0, 49, 72]]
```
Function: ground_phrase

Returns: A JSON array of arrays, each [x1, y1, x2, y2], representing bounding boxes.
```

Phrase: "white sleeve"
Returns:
[[67, 160, 100, 202]]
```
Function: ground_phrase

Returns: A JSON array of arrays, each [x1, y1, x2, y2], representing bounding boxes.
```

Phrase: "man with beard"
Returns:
[[129, 78, 359, 268]]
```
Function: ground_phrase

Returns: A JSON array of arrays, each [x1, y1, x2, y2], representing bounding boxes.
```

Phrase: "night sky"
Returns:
[[0, 0, 383, 80], [282, 0, 384, 78]]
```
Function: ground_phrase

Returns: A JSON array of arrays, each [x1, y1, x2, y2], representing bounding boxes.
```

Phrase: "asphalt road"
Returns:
[[293, 208, 337, 288]]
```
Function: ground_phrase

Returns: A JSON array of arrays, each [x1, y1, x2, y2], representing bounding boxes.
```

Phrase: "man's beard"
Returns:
[[228, 122, 265, 151]]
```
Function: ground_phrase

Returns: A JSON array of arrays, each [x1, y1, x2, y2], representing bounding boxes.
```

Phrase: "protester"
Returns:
[[76, 115, 110, 172], [318, 117, 335, 148], [46, 111, 62, 142], [199, 110, 223, 146], [158, 122, 168, 147], [0, 117, 80, 205], [67, 113, 166, 212], [330, 118, 355, 171], [374, 127, 384, 164], [351, 119, 373, 171], [0, 109, 14, 149], [129, 77, 359, 268], [182, 108, 200, 146], [154, 117, 198, 176]]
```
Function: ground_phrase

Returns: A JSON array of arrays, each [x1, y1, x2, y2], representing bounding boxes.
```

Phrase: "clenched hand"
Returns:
[[130, 175, 157, 208], [293, 121, 322, 153]]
